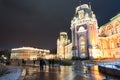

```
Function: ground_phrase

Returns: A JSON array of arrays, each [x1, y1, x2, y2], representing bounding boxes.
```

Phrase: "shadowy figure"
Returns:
[[58, 58, 62, 71], [22, 59, 24, 65], [24, 60, 26, 65], [58, 58, 62, 66], [43, 59, 46, 69], [48, 59, 52, 67], [22, 59, 26, 66], [17, 59, 20, 66], [33, 59, 36, 66], [6, 60, 11, 65], [51, 59, 54, 67], [39, 58, 46, 71]]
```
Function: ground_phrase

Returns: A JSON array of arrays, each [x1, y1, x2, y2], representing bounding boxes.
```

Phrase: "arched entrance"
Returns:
[[78, 35, 87, 59]]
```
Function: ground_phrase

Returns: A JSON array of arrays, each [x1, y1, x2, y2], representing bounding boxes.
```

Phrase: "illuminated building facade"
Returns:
[[98, 13, 120, 58], [64, 43, 72, 59], [71, 4, 120, 59], [11, 47, 50, 60], [57, 32, 72, 59], [71, 4, 98, 59]]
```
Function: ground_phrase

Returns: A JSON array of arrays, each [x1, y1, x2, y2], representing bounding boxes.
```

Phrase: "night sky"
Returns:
[[0, 0, 120, 50]]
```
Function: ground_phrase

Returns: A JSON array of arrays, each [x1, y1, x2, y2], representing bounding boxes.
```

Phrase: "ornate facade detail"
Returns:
[[71, 4, 120, 59], [98, 13, 120, 58], [71, 4, 98, 59]]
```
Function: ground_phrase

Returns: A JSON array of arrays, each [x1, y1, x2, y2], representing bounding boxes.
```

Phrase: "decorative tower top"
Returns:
[[59, 32, 68, 41], [71, 4, 97, 29], [75, 4, 95, 20]]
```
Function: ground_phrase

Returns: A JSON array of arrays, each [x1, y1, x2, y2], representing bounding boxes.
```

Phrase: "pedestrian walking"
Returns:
[[58, 58, 62, 67], [48, 59, 52, 67], [51, 59, 54, 67], [17, 59, 20, 66], [43, 59, 46, 68], [58, 58, 62, 71], [39, 58, 46, 71], [24, 60, 26, 65], [22, 59, 25, 65]]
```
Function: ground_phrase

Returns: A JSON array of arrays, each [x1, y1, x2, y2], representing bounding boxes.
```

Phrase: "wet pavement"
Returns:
[[11, 60, 120, 80], [24, 66, 77, 80], [17, 65, 120, 80]]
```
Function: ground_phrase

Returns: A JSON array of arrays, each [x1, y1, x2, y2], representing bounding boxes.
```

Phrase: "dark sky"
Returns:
[[0, 0, 120, 50]]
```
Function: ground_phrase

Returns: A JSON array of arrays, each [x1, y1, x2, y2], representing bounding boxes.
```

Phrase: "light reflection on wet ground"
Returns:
[[24, 65, 91, 80], [23, 65, 120, 80], [24, 66, 74, 80]]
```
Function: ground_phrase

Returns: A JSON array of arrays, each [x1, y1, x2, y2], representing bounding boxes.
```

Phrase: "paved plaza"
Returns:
[[3, 60, 120, 80], [22, 65, 89, 80], [19, 61, 120, 80]]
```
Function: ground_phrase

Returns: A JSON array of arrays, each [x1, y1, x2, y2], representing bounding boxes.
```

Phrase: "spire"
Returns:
[[89, 1, 93, 18], [79, 0, 82, 6], [89, 2, 92, 11]]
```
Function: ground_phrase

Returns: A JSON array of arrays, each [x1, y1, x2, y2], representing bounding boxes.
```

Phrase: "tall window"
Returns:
[[79, 36, 86, 58]]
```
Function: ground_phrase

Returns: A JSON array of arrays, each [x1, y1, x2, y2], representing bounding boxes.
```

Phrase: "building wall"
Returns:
[[57, 32, 71, 59], [71, 4, 98, 59], [11, 47, 50, 60], [65, 43, 72, 59], [71, 4, 120, 59], [98, 14, 120, 58]]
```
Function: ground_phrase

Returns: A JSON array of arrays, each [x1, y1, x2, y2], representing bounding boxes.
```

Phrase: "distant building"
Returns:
[[64, 43, 72, 59], [11, 47, 50, 60], [57, 32, 72, 59], [71, 4, 120, 59]]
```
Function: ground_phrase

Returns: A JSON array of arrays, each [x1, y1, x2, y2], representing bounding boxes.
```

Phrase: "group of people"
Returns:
[[17, 58, 62, 71], [39, 58, 62, 71]]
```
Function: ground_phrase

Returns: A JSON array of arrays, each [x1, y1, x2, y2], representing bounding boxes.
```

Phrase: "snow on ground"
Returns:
[[0, 66, 22, 80], [81, 60, 120, 71], [100, 64, 120, 70], [99, 61, 120, 70], [84, 61, 120, 67]]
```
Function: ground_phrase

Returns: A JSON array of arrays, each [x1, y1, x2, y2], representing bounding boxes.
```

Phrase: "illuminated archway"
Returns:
[[79, 35, 87, 58]]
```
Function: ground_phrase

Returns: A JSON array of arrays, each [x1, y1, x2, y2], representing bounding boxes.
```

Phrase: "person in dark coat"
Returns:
[[58, 58, 62, 67], [58, 58, 62, 71], [39, 58, 46, 71], [51, 59, 54, 67], [48, 59, 52, 67], [22, 59, 25, 65], [17, 59, 20, 66]]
